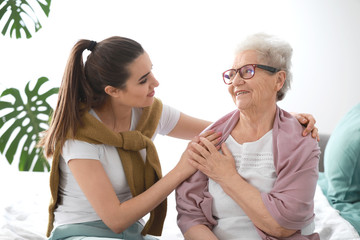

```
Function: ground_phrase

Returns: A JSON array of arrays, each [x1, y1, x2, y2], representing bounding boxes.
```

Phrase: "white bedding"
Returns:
[[0, 170, 359, 240]]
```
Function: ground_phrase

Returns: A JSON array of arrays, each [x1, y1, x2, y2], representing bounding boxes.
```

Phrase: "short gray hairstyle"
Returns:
[[235, 33, 293, 101]]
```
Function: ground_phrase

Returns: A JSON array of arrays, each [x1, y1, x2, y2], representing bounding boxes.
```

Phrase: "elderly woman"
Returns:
[[176, 33, 320, 240]]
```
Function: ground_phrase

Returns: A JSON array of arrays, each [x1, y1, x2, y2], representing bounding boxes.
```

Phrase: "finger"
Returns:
[[311, 127, 320, 142], [206, 132, 222, 142], [298, 116, 308, 125], [198, 134, 220, 148], [304, 113, 316, 125], [199, 137, 218, 153], [300, 117, 308, 124], [302, 127, 310, 136], [187, 156, 201, 169], [186, 136, 200, 153], [188, 149, 205, 163], [211, 136, 222, 148], [220, 142, 232, 156], [293, 113, 308, 125], [191, 135, 200, 144], [220, 143, 236, 168], [188, 158, 208, 174], [191, 142, 211, 158], [199, 130, 215, 138], [303, 120, 315, 136]]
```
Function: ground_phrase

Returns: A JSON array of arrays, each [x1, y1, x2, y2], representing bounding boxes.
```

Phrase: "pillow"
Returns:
[[321, 103, 360, 233]]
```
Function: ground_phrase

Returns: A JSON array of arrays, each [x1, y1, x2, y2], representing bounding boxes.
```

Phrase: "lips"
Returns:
[[147, 90, 155, 97]]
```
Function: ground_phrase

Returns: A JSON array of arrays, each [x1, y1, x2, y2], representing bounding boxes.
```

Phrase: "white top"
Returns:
[[209, 130, 314, 239], [209, 130, 275, 240], [54, 104, 180, 227]]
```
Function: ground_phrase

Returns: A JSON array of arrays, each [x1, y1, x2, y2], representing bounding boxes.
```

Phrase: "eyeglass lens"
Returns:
[[224, 65, 255, 83]]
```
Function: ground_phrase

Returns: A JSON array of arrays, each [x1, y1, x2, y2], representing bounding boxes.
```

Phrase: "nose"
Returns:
[[151, 74, 160, 88], [231, 72, 245, 85]]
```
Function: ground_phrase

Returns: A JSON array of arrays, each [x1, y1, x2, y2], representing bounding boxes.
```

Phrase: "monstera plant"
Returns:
[[0, 0, 53, 171], [0, 77, 58, 171], [0, 0, 51, 38]]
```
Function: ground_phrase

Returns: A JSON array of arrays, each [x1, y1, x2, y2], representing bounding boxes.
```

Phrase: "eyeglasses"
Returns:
[[222, 64, 280, 85]]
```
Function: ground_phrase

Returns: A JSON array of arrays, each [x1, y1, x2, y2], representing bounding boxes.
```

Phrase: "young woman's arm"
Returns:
[[68, 150, 195, 234], [167, 112, 211, 140], [167, 112, 319, 141], [68, 131, 221, 234]]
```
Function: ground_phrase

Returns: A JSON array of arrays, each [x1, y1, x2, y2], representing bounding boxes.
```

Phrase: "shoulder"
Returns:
[[273, 107, 320, 167], [62, 140, 103, 163], [132, 103, 179, 122], [161, 103, 180, 119], [276, 107, 304, 133], [276, 107, 317, 145]]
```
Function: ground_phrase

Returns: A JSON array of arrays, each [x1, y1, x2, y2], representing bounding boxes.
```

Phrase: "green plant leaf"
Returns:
[[0, 0, 52, 39], [0, 76, 58, 171]]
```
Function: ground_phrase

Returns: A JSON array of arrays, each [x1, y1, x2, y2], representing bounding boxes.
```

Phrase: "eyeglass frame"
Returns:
[[222, 64, 281, 85]]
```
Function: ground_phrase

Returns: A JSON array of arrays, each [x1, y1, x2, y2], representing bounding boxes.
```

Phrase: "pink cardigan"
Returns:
[[176, 107, 320, 239]]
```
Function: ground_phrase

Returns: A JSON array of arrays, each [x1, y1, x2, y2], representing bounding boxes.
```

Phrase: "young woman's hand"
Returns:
[[291, 112, 319, 141]]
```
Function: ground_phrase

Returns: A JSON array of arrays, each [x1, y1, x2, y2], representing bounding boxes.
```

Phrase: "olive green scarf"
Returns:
[[47, 98, 166, 237]]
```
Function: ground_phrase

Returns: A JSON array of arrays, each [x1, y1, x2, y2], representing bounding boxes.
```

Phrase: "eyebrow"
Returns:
[[138, 72, 151, 82]]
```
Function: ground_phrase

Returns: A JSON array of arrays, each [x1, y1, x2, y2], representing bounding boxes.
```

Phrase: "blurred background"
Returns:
[[2, 0, 360, 172]]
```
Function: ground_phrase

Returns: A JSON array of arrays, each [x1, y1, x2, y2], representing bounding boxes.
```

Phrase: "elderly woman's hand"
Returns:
[[291, 112, 320, 141], [188, 137, 237, 184], [177, 131, 222, 178]]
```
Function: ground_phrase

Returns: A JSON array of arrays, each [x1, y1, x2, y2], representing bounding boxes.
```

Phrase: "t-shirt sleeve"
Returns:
[[157, 103, 180, 136], [62, 140, 101, 164]]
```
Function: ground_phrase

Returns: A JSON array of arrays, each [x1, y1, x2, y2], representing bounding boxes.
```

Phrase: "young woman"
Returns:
[[39, 36, 318, 240]]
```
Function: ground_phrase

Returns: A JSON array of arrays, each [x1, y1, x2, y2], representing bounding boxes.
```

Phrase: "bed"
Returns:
[[0, 134, 359, 239]]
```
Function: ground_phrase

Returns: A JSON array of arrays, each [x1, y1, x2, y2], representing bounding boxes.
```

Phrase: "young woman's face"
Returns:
[[116, 51, 159, 108]]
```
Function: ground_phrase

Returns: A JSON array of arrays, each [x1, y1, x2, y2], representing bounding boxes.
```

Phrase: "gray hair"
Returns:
[[235, 33, 293, 101]]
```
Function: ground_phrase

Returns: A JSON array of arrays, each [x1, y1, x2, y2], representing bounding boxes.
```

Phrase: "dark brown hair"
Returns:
[[38, 36, 144, 158]]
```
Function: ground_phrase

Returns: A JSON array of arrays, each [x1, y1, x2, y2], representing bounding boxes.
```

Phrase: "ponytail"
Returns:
[[39, 40, 96, 158], [39, 36, 144, 159]]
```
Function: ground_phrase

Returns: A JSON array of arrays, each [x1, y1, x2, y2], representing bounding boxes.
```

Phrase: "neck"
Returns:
[[232, 103, 277, 143], [94, 99, 132, 133]]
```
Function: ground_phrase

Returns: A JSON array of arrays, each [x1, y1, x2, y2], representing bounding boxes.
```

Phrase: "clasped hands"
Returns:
[[180, 130, 238, 184]]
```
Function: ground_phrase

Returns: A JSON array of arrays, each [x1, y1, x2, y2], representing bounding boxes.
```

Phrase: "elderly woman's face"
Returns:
[[228, 50, 284, 111]]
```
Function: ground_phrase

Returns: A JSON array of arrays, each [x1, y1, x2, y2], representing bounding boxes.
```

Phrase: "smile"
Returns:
[[236, 91, 249, 96]]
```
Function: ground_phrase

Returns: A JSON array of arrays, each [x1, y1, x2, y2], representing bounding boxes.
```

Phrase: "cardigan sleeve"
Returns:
[[175, 170, 217, 233], [261, 108, 321, 230]]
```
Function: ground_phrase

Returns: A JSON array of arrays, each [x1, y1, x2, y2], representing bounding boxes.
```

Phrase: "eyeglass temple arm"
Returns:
[[256, 64, 280, 73]]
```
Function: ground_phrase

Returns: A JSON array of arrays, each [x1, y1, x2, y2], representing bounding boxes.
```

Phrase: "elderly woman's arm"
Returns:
[[216, 171, 297, 237], [184, 225, 219, 240], [188, 138, 298, 238]]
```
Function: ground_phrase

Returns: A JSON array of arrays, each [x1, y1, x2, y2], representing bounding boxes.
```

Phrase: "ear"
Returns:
[[275, 71, 286, 91], [104, 85, 121, 97]]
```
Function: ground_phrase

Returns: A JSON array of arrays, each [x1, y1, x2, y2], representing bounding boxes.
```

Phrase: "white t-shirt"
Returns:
[[209, 130, 314, 239], [54, 104, 180, 227]]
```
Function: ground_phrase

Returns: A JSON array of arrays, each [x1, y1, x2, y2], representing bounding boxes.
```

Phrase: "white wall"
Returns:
[[1, 0, 360, 172]]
